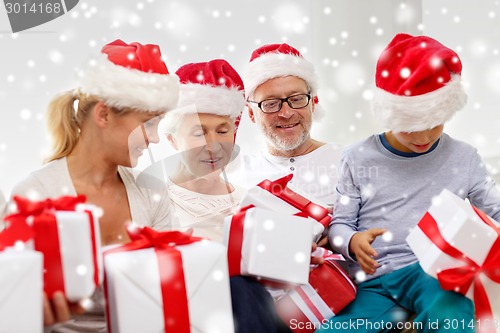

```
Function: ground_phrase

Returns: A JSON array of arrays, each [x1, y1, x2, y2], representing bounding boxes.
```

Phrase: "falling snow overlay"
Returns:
[[1, 0, 500, 196]]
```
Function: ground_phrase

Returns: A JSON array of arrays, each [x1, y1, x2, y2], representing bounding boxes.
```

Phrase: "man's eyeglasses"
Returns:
[[248, 93, 312, 114]]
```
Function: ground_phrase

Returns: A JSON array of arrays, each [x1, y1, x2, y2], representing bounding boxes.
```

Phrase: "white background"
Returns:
[[1, 0, 500, 196]]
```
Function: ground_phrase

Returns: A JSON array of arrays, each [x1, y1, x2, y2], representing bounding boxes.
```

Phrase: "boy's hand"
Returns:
[[349, 228, 385, 275]]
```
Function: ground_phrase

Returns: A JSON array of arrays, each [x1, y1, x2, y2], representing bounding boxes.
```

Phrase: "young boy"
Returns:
[[319, 33, 500, 333]]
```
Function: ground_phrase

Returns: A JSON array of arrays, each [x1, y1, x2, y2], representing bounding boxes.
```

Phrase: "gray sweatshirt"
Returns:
[[330, 133, 500, 283]]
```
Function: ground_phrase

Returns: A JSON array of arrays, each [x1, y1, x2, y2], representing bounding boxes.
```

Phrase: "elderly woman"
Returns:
[[160, 59, 292, 333], [160, 59, 246, 242]]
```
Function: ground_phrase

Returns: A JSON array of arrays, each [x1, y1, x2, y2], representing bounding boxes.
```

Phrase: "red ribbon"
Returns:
[[419, 207, 500, 333], [296, 287, 325, 322], [257, 174, 331, 227], [3, 195, 100, 299], [0, 215, 34, 250], [104, 226, 202, 333], [227, 205, 253, 277]]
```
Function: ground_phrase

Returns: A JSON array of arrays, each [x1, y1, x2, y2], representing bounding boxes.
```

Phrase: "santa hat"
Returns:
[[77, 39, 179, 112], [175, 59, 245, 119], [243, 43, 319, 99], [372, 33, 467, 132], [161, 60, 245, 136]]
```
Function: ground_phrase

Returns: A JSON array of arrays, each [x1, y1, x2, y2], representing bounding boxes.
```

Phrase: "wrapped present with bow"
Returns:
[[275, 251, 356, 333], [3, 195, 102, 302], [406, 189, 500, 333], [0, 223, 43, 333], [103, 226, 234, 333], [224, 205, 312, 286], [240, 174, 331, 242]]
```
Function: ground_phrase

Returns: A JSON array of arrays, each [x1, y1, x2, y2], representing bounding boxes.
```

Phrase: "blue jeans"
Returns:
[[315, 263, 475, 333]]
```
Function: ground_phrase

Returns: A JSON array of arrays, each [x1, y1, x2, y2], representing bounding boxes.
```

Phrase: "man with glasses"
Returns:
[[231, 43, 342, 218]]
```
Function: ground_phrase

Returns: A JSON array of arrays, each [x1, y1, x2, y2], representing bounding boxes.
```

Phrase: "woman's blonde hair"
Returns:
[[44, 91, 130, 163]]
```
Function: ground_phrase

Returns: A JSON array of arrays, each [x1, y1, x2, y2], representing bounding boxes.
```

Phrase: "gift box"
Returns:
[[4, 195, 102, 302], [276, 254, 356, 333], [406, 189, 500, 332], [104, 227, 234, 333], [240, 174, 331, 242], [224, 206, 312, 285], [0, 225, 43, 333]]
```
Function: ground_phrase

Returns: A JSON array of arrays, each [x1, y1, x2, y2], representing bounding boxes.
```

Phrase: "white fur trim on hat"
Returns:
[[78, 54, 180, 112], [160, 84, 244, 135], [243, 53, 318, 100], [177, 83, 244, 119], [371, 74, 467, 132]]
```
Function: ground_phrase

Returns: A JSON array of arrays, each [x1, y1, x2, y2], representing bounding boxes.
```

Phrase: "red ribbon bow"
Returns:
[[257, 174, 331, 227], [13, 195, 87, 216], [419, 206, 500, 333], [104, 226, 202, 333], [0, 216, 34, 250]]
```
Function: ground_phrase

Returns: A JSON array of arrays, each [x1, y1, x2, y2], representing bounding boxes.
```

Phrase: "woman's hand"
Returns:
[[43, 291, 84, 327], [349, 228, 385, 275]]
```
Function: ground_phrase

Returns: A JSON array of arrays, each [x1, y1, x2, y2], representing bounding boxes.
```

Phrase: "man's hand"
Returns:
[[316, 235, 329, 248], [43, 291, 84, 327], [310, 242, 324, 266], [349, 228, 385, 275]]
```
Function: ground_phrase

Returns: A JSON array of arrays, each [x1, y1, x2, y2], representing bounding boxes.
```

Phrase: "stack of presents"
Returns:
[[1, 176, 498, 332]]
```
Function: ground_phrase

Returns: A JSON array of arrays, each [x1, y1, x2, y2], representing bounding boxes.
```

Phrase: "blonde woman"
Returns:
[[11, 40, 179, 332]]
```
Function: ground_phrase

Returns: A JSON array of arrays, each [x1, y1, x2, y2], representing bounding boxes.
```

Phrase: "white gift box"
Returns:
[[241, 185, 327, 242], [224, 207, 312, 285], [10, 203, 103, 302], [6, 196, 103, 302], [406, 189, 500, 326], [104, 239, 234, 333], [48, 208, 103, 302], [0, 249, 43, 333]]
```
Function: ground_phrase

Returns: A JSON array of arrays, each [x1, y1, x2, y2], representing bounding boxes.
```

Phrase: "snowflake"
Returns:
[[362, 90, 374, 101], [294, 252, 306, 263], [332, 235, 344, 247], [212, 269, 224, 281], [339, 195, 350, 205], [400, 67, 411, 79], [263, 219, 275, 230], [49, 50, 64, 64], [355, 270, 367, 282], [382, 231, 393, 242], [76, 264, 88, 276], [20, 109, 32, 120]]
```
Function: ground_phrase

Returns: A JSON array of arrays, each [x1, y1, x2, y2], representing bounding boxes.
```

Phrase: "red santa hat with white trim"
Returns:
[[243, 43, 323, 119], [162, 59, 245, 137], [77, 39, 179, 112], [372, 33, 467, 132]]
